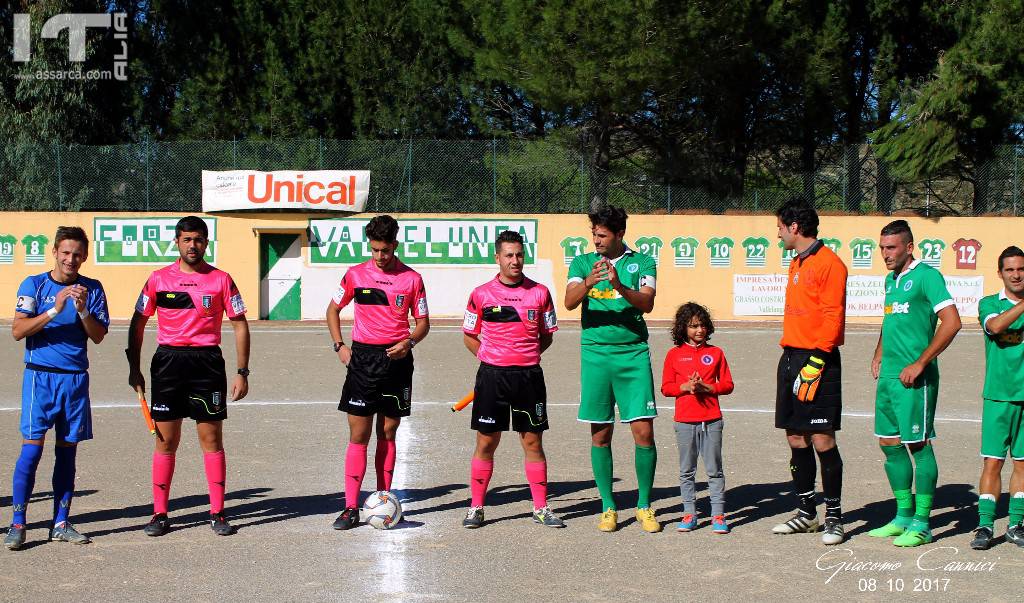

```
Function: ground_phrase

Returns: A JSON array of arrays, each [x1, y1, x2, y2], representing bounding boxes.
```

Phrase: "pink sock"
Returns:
[[152, 452, 176, 515], [344, 443, 368, 508], [470, 458, 494, 507], [525, 461, 548, 510], [203, 450, 226, 514], [375, 439, 397, 491]]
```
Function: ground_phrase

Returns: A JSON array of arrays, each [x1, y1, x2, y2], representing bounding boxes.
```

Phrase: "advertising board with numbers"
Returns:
[[93, 218, 218, 264], [0, 212, 1016, 322], [309, 218, 538, 266]]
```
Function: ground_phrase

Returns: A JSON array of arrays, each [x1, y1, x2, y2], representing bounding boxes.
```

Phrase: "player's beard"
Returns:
[[181, 250, 202, 265]]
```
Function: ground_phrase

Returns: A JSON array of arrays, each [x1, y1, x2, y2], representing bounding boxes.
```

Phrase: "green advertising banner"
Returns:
[[309, 218, 538, 265], [93, 217, 218, 264]]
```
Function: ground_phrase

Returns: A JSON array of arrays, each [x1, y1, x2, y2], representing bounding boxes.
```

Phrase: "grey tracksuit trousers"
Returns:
[[674, 418, 725, 516]]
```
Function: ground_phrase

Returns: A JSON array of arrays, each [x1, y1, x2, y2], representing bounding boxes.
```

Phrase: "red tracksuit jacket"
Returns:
[[661, 342, 734, 422]]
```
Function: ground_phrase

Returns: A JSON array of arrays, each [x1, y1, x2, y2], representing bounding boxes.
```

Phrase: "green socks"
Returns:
[[882, 445, 914, 523], [911, 444, 938, 530], [1010, 493, 1024, 526], [591, 445, 615, 511], [893, 489, 915, 526], [882, 445, 913, 491], [978, 494, 997, 528], [635, 445, 657, 509]]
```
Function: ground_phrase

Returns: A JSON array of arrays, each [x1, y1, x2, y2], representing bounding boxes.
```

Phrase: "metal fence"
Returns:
[[1, 138, 1022, 215]]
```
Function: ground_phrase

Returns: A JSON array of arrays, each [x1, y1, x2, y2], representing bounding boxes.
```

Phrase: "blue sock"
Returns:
[[52, 446, 78, 526], [11, 443, 44, 526]]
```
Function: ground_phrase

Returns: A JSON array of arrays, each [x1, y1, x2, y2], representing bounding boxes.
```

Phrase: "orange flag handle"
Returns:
[[451, 392, 474, 412], [136, 389, 157, 435]]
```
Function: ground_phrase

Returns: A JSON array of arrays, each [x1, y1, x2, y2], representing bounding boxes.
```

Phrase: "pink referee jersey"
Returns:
[[331, 259, 428, 345], [135, 260, 246, 346], [463, 275, 557, 367]]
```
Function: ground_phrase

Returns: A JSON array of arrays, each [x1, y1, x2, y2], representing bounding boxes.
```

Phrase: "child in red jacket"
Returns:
[[662, 302, 734, 533]]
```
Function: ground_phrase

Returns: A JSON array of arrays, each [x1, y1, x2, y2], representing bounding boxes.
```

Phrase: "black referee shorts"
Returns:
[[472, 363, 548, 434], [775, 347, 842, 432], [150, 345, 228, 422], [339, 341, 414, 418]]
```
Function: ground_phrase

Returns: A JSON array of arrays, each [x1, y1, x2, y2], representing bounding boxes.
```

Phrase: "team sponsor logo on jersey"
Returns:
[[701, 354, 713, 366], [15, 295, 35, 312], [417, 297, 428, 316], [903, 280, 914, 291], [395, 294, 405, 308], [885, 302, 910, 315], [230, 294, 246, 314], [543, 310, 556, 330], [588, 288, 621, 300], [463, 310, 478, 330], [626, 263, 639, 274]]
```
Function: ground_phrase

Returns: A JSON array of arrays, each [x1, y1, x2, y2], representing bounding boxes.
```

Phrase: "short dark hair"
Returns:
[[54, 226, 88, 248], [365, 215, 399, 243], [775, 197, 819, 238], [588, 205, 628, 234], [175, 216, 208, 239], [880, 219, 913, 243], [998, 245, 1024, 270], [495, 230, 524, 252], [671, 302, 715, 345]]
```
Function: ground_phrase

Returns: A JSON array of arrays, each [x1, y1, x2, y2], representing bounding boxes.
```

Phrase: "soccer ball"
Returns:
[[361, 490, 403, 530]]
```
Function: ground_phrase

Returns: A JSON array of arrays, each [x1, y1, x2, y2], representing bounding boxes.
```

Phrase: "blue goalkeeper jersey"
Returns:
[[16, 272, 109, 371]]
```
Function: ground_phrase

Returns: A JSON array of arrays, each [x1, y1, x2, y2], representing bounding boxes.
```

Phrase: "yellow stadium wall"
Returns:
[[0, 212, 1014, 323]]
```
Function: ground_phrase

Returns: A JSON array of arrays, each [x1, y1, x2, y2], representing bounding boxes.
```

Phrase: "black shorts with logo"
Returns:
[[339, 341, 414, 418], [775, 347, 842, 432], [150, 345, 228, 422], [472, 363, 548, 434]]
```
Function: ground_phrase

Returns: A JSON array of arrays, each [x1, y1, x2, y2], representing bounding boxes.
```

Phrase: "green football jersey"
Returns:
[[979, 292, 1024, 401], [880, 260, 954, 378], [568, 249, 656, 345]]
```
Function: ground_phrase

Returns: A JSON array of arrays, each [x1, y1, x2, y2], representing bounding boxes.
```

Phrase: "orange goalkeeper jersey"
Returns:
[[780, 240, 847, 352]]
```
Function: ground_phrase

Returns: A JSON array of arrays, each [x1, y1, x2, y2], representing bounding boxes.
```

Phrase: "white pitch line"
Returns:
[[0, 400, 983, 423]]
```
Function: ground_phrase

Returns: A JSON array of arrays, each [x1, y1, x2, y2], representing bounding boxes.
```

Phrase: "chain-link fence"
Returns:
[[2, 139, 1022, 215]]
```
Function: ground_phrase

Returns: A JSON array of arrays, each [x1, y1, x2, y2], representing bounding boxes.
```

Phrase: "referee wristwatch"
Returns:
[[333, 341, 345, 352], [237, 368, 250, 378], [407, 338, 416, 349]]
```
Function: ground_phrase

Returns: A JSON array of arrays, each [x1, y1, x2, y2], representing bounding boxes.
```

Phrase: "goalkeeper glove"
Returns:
[[793, 355, 825, 402]]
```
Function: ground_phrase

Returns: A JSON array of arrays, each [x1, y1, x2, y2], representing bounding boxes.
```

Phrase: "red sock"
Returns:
[[344, 443, 368, 508], [525, 461, 548, 510], [152, 452, 176, 515], [375, 439, 397, 491], [203, 450, 226, 514], [470, 458, 494, 507]]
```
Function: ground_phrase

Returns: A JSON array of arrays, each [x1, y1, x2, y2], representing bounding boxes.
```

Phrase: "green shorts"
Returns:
[[874, 374, 938, 443], [981, 399, 1024, 460], [578, 343, 657, 423]]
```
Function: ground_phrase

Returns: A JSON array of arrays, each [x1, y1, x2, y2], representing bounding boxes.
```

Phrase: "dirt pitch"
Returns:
[[0, 321, 1019, 602]]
